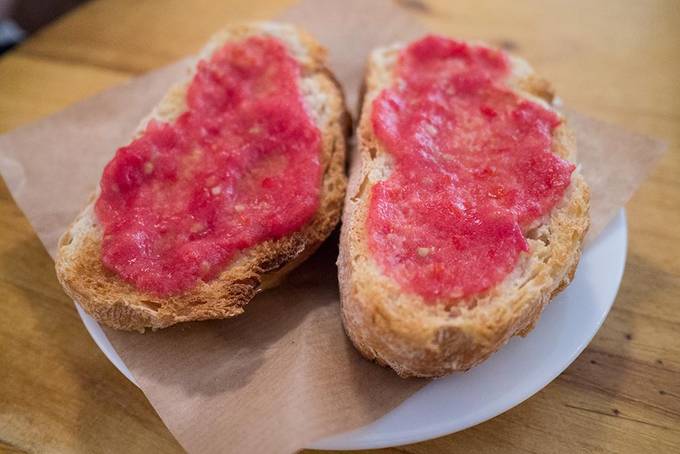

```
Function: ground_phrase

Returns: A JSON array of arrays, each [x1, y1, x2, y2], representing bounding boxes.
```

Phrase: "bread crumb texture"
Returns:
[[55, 22, 349, 331], [338, 39, 590, 377]]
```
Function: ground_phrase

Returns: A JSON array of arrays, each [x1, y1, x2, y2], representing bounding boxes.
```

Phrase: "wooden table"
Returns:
[[1, 0, 678, 452]]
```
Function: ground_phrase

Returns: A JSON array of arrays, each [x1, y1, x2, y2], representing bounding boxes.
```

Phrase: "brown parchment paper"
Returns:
[[0, 0, 668, 453]]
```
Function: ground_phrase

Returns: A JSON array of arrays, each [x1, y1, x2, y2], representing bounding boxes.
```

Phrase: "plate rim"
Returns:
[[76, 209, 628, 450]]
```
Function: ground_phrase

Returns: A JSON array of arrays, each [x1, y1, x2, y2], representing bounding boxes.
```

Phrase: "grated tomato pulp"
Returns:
[[95, 36, 322, 296], [368, 36, 574, 301]]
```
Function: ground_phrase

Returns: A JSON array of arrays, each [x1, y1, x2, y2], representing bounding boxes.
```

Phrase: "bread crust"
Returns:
[[55, 23, 349, 331], [338, 41, 590, 378]]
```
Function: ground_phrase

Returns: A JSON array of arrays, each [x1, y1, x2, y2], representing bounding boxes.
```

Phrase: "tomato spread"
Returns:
[[368, 36, 574, 301], [95, 36, 321, 296]]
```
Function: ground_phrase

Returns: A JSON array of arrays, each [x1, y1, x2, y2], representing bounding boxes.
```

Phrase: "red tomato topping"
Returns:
[[368, 36, 574, 301], [96, 36, 322, 295]]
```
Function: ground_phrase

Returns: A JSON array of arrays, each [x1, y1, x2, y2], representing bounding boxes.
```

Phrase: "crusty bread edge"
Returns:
[[338, 41, 590, 378], [55, 22, 350, 332]]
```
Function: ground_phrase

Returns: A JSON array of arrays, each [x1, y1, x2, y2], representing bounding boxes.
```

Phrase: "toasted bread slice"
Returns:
[[56, 23, 349, 331], [339, 40, 590, 377]]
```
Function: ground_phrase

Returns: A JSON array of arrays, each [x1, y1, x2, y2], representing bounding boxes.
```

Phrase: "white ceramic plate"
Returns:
[[77, 209, 627, 450]]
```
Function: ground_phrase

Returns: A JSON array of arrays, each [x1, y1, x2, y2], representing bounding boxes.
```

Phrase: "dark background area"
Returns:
[[0, 0, 87, 51]]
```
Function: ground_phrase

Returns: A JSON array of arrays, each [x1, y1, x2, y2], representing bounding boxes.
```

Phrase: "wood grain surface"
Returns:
[[1, 0, 679, 453]]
